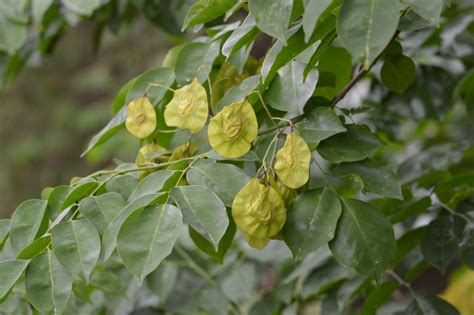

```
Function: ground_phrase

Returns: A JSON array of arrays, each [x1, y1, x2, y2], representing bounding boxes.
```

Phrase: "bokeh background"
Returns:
[[0, 18, 174, 217]]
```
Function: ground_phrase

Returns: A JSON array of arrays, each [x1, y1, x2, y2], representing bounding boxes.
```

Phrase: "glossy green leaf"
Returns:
[[46, 185, 70, 220], [117, 204, 182, 284], [183, 0, 237, 29], [25, 250, 72, 314], [128, 170, 175, 202], [266, 60, 318, 114], [16, 235, 50, 260], [333, 158, 402, 199], [52, 218, 100, 282], [317, 125, 383, 163], [302, 0, 333, 42], [314, 45, 352, 99], [61, 179, 98, 209], [186, 161, 250, 206], [337, 0, 400, 68], [302, 261, 352, 299], [404, 0, 443, 24], [0, 219, 9, 249], [222, 15, 259, 58], [111, 75, 139, 113], [101, 193, 163, 261], [31, 0, 53, 24], [329, 198, 395, 280], [79, 192, 127, 235], [125, 67, 175, 106], [62, 0, 101, 15], [216, 75, 259, 110], [89, 264, 125, 297], [404, 294, 460, 315], [460, 222, 474, 269], [0, 259, 29, 299], [175, 41, 220, 85], [0, 14, 28, 55], [261, 15, 335, 86], [360, 280, 398, 315], [283, 187, 341, 259], [301, 106, 346, 144], [381, 55, 416, 93], [421, 216, 458, 272], [248, 0, 292, 43], [105, 174, 140, 200], [9, 199, 48, 254], [171, 185, 228, 250]]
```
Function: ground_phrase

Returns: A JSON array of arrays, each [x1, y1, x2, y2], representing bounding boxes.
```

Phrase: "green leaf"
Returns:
[[460, 222, 474, 269], [125, 67, 175, 106], [332, 158, 402, 199], [266, 60, 318, 114], [175, 41, 220, 85], [421, 216, 458, 272], [146, 263, 178, 302], [52, 218, 100, 282], [61, 179, 98, 210], [46, 185, 70, 220], [337, 0, 400, 68], [89, 264, 125, 297], [9, 199, 48, 254], [389, 197, 431, 224], [105, 174, 139, 200], [222, 15, 259, 58], [302, 0, 333, 42], [381, 55, 416, 93], [0, 15, 28, 55], [111, 75, 139, 113], [16, 235, 50, 260], [329, 198, 395, 280], [171, 185, 228, 250], [404, 294, 460, 315], [248, 0, 293, 43], [101, 193, 163, 261], [183, 0, 237, 29], [79, 192, 127, 235], [404, 0, 443, 24], [25, 250, 72, 314], [31, 0, 53, 24], [128, 170, 175, 202], [454, 70, 474, 115], [360, 280, 398, 315], [392, 227, 425, 265], [0, 219, 10, 249], [62, 0, 101, 15], [117, 204, 182, 284], [81, 106, 127, 157], [186, 161, 250, 207], [216, 75, 259, 110], [261, 14, 336, 86], [0, 259, 29, 300], [189, 216, 236, 263], [314, 45, 352, 99], [222, 262, 257, 302], [317, 125, 383, 163], [301, 106, 346, 144], [283, 187, 341, 259], [302, 261, 352, 299]]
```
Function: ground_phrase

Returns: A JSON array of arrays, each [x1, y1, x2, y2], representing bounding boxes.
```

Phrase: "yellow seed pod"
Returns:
[[135, 143, 166, 166], [267, 176, 297, 206], [164, 78, 208, 133], [208, 100, 258, 158], [169, 142, 197, 162], [274, 132, 311, 189], [243, 233, 270, 249], [232, 178, 286, 239], [126, 97, 157, 139]]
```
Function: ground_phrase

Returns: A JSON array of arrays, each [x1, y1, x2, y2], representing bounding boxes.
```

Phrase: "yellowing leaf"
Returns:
[[169, 142, 197, 162], [274, 132, 311, 189], [135, 143, 166, 166], [208, 99, 258, 158], [164, 78, 208, 133], [126, 97, 157, 139], [232, 178, 286, 240]]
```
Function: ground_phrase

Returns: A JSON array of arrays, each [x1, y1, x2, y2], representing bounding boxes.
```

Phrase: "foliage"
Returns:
[[1, 0, 474, 314]]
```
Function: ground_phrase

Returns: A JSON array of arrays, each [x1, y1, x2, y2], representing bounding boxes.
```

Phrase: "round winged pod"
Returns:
[[267, 175, 297, 206], [135, 143, 166, 166], [164, 78, 208, 133], [232, 178, 286, 239], [169, 142, 197, 162], [274, 132, 311, 189], [126, 97, 157, 139], [208, 99, 258, 158], [243, 233, 270, 249]]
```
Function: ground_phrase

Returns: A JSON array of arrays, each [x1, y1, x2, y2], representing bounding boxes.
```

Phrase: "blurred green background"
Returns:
[[0, 18, 173, 217]]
